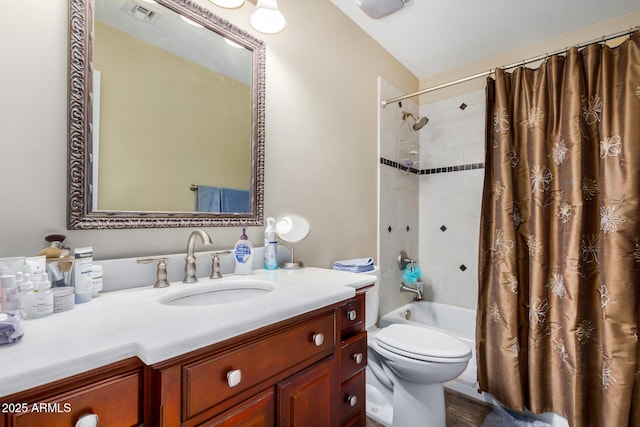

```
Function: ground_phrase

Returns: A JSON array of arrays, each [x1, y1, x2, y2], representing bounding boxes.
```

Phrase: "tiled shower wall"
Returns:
[[418, 89, 486, 309], [378, 80, 486, 314], [378, 78, 420, 316]]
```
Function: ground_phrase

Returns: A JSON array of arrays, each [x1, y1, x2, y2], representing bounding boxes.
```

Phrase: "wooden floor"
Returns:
[[366, 388, 495, 427]]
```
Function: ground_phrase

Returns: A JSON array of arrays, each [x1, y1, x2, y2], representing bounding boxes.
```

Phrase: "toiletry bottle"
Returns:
[[264, 217, 278, 270], [33, 274, 53, 318], [91, 264, 103, 297], [16, 274, 36, 319], [1, 275, 17, 312], [72, 247, 93, 304], [234, 228, 254, 275]]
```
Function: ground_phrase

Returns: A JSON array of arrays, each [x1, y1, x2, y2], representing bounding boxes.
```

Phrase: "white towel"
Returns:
[[332, 257, 374, 273]]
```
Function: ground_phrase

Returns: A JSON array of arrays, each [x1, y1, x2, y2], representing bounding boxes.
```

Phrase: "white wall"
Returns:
[[0, 1, 417, 267]]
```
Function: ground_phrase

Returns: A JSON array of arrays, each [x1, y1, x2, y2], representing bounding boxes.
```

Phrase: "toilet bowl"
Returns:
[[363, 276, 471, 427]]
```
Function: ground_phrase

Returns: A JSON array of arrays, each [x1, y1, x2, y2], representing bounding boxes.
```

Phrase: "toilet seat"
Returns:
[[376, 324, 471, 363]]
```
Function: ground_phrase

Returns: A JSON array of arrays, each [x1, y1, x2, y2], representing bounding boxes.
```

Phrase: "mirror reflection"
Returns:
[[67, 0, 265, 229], [94, 0, 251, 213]]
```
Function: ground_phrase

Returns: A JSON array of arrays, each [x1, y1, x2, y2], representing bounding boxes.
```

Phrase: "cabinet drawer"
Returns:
[[183, 313, 335, 421], [340, 294, 364, 337], [8, 370, 142, 427], [341, 332, 367, 382], [338, 371, 365, 425]]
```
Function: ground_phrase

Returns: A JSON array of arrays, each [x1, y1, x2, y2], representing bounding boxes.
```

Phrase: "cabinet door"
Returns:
[[277, 359, 334, 427], [198, 388, 275, 427]]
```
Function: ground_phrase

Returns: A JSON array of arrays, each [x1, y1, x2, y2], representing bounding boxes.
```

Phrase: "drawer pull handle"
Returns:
[[353, 352, 364, 364], [346, 395, 358, 407], [312, 333, 325, 347], [227, 369, 242, 388], [347, 309, 357, 321], [76, 414, 99, 427]]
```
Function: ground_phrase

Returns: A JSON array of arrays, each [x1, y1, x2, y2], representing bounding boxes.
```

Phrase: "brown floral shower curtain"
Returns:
[[477, 30, 640, 427]]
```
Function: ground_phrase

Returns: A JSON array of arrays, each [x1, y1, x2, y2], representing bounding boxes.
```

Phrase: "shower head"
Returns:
[[401, 111, 429, 130]]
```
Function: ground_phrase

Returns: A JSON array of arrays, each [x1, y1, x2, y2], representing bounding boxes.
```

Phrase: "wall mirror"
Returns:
[[68, 0, 265, 229]]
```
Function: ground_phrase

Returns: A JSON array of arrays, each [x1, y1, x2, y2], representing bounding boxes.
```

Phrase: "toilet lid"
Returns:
[[376, 324, 471, 362]]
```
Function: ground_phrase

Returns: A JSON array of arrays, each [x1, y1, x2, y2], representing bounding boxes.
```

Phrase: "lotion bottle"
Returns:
[[33, 274, 53, 318], [234, 228, 254, 275], [72, 247, 93, 304], [16, 274, 36, 319], [264, 217, 278, 270]]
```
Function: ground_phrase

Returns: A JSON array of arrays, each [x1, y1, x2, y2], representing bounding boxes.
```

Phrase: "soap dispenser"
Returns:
[[234, 228, 254, 275]]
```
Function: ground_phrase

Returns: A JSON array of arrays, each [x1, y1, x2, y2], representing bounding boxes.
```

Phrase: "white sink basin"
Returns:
[[159, 280, 276, 307]]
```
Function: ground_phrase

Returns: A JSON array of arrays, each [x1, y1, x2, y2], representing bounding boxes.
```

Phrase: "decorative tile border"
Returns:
[[380, 157, 484, 175], [420, 162, 484, 175], [380, 158, 420, 175]]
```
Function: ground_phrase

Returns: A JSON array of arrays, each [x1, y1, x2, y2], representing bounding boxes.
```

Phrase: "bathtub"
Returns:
[[379, 301, 570, 427], [378, 300, 485, 402]]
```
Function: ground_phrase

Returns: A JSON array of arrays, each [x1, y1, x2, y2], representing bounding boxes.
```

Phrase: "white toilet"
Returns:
[[364, 281, 472, 427]]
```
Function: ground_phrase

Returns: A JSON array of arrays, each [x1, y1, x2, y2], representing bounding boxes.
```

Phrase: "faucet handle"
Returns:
[[210, 251, 231, 279], [137, 257, 170, 288]]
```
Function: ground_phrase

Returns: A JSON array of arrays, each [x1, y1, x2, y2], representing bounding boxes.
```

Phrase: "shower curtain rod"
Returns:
[[381, 26, 639, 107]]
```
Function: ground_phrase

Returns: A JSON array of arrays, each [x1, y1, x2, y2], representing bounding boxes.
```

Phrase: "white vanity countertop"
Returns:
[[0, 267, 376, 397]]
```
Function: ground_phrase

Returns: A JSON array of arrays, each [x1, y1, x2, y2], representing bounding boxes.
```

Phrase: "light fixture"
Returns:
[[250, 0, 286, 34], [356, 0, 410, 19], [209, 0, 244, 8]]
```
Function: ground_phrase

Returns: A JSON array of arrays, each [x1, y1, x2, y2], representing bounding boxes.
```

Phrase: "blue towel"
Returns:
[[332, 257, 374, 273], [220, 188, 250, 213], [196, 186, 221, 212]]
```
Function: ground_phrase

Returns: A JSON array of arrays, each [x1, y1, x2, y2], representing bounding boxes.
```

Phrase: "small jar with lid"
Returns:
[[53, 287, 75, 313]]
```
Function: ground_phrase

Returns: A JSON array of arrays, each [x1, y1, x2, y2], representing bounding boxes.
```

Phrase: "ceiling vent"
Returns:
[[120, 0, 161, 24], [356, 0, 410, 19]]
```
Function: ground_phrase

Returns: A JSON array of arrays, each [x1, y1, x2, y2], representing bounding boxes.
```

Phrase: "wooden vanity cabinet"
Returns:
[[0, 290, 370, 427], [149, 292, 369, 427], [0, 358, 144, 427], [147, 308, 340, 427], [337, 291, 368, 427]]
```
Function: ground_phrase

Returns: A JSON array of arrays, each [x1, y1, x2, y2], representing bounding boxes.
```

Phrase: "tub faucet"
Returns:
[[400, 282, 424, 301], [184, 230, 213, 283]]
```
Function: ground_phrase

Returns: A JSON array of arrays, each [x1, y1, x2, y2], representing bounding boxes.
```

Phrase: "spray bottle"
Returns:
[[264, 217, 278, 270]]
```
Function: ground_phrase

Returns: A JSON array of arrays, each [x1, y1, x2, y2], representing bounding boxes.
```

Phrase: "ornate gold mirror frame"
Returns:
[[68, 0, 265, 229]]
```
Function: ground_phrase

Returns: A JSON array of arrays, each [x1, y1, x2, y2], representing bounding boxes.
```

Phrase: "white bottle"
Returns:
[[91, 264, 103, 297], [1, 275, 17, 311], [33, 274, 54, 318], [234, 228, 254, 275], [73, 247, 94, 304], [16, 274, 36, 319], [264, 217, 278, 270]]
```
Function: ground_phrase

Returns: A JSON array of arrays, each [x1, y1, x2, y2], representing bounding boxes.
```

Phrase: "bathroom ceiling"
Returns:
[[330, 0, 640, 79]]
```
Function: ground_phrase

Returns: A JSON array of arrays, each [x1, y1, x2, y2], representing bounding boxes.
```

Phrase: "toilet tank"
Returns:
[[361, 267, 380, 330]]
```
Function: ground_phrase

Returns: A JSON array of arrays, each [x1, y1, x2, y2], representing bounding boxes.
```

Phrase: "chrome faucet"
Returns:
[[184, 230, 213, 283], [400, 282, 424, 301]]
